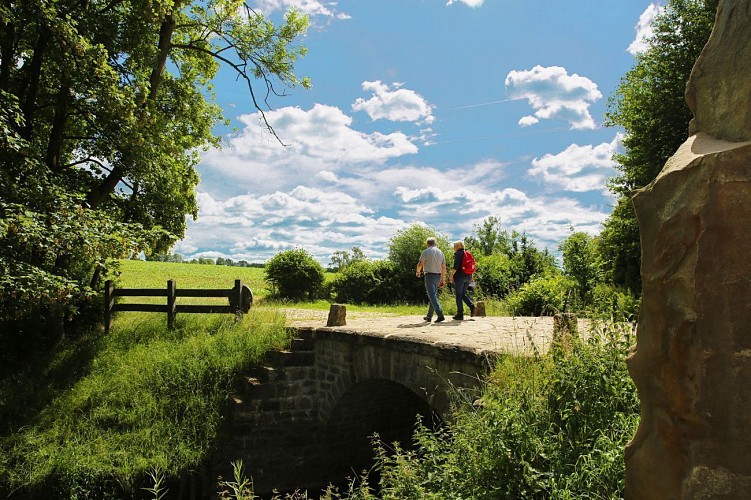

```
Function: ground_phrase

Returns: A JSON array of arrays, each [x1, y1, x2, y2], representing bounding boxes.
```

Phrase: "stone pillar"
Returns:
[[473, 301, 486, 317], [626, 3, 751, 497], [326, 304, 346, 327]]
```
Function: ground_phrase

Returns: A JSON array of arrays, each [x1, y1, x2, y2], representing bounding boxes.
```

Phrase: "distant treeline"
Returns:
[[142, 253, 264, 268]]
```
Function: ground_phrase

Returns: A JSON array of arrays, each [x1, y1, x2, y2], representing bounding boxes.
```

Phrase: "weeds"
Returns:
[[370, 322, 638, 499]]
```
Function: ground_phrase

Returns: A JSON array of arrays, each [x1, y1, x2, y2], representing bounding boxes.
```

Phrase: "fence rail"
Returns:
[[104, 279, 252, 333]]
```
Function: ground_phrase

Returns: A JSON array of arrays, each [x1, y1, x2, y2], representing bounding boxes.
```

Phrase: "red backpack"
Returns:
[[461, 250, 476, 274]]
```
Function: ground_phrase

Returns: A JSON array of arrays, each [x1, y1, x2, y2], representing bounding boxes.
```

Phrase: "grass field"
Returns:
[[113, 259, 434, 316], [115, 259, 269, 296]]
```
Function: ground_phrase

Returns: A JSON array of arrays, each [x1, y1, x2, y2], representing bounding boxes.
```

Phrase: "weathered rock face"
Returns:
[[626, 1, 751, 497], [685, 1, 751, 141]]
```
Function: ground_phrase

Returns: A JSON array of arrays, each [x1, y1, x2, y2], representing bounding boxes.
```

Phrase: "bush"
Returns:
[[264, 249, 325, 301], [505, 274, 574, 316], [588, 283, 641, 322], [330, 260, 379, 304], [473, 253, 515, 299], [330, 260, 403, 305]]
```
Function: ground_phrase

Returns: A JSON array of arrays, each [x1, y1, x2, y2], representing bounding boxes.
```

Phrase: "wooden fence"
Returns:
[[104, 279, 252, 333]]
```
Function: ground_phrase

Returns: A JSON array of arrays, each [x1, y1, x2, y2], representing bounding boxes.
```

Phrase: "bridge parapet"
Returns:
[[308, 327, 488, 420]]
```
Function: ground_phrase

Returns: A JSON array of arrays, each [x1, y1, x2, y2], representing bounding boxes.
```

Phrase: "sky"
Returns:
[[173, 0, 663, 266]]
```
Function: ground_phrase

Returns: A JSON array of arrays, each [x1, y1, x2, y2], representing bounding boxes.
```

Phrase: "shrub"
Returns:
[[505, 274, 574, 316], [264, 249, 325, 301], [473, 253, 515, 299], [330, 261, 380, 304], [588, 283, 641, 322]]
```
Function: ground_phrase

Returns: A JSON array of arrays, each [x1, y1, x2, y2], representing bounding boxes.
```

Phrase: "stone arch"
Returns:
[[320, 378, 440, 488], [314, 332, 486, 422]]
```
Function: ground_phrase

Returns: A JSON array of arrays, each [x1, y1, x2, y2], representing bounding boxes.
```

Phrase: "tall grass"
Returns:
[[369, 322, 639, 499], [0, 310, 290, 498]]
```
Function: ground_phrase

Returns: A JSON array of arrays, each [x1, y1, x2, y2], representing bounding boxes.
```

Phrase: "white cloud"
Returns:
[[252, 0, 351, 20], [446, 0, 485, 7], [505, 65, 602, 130], [628, 3, 663, 55], [391, 184, 609, 247], [200, 103, 419, 192], [175, 188, 408, 263], [184, 148, 611, 264], [352, 81, 435, 124], [529, 134, 621, 193], [317, 170, 338, 183]]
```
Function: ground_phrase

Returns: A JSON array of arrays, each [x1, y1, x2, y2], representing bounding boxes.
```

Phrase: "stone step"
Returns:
[[245, 365, 279, 382], [286, 327, 313, 340], [265, 349, 315, 367], [291, 336, 314, 351]]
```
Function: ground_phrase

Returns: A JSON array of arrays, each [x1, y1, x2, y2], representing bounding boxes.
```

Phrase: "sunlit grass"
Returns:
[[0, 309, 291, 497]]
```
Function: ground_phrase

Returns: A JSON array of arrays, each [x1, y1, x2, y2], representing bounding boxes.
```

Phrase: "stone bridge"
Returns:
[[212, 312, 586, 495]]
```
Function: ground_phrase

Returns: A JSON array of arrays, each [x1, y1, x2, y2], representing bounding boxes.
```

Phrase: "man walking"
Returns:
[[416, 237, 446, 323]]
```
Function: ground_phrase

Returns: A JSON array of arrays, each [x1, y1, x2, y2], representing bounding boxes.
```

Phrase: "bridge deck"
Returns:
[[284, 310, 591, 358]]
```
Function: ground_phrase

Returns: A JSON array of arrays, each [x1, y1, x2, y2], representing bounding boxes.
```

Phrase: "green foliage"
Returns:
[[329, 247, 366, 272], [0, 0, 310, 341], [217, 460, 255, 500], [0, 311, 290, 498], [473, 252, 515, 298], [465, 215, 512, 257], [602, 0, 718, 292], [597, 199, 642, 294], [330, 260, 400, 305], [0, 198, 168, 373], [387, 225, 450, 304], [265, 249, 325, 301], [465, 217, 560, 302], [588, 283, 641, 323], [505, 274, 575, 317], [371, 325, 639, 499], [559, 231, 600, 306]]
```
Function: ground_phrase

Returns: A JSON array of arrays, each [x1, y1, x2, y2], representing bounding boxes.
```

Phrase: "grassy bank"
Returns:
[[0, 310, 290, 498]]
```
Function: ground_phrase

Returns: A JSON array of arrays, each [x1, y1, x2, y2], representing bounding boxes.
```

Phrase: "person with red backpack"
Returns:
[[449, 240, 476, 320]]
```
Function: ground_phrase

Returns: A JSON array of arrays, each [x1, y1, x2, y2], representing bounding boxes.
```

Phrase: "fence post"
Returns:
[[104, 280, 114, 334], [233, 279, 243, 322], [167, 280, 176, 329]]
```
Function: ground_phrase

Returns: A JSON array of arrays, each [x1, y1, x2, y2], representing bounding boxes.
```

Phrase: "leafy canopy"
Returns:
[[0, 0, 310, 341]]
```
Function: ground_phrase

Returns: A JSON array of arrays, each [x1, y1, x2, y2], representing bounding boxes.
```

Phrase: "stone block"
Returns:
[[473, 301, 486, 317], [327, 303, 346, 326]]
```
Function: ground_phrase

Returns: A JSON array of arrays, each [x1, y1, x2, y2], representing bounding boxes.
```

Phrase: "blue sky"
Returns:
[[174, 0, 662, 265]]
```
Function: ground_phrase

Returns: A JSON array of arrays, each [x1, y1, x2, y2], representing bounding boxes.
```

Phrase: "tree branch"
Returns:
[[172, 41, 287, 146]]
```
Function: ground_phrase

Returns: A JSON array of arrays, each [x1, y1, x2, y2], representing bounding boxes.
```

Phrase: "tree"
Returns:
[[0, 0, 310, 345], [329, 246, 366, 272], [559, 231, 599, 305], [387, 225, 450, 303], [264, 248, 324, 301], [465, 216, 511, 257], [603, 0, 718, 292]]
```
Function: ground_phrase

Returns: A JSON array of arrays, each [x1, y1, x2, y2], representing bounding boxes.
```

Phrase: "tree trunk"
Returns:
[[86, 14, 175, 208], [21, 27, 50, 141], [0, 21, 15, 92], [46, 71, 71, 171]]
